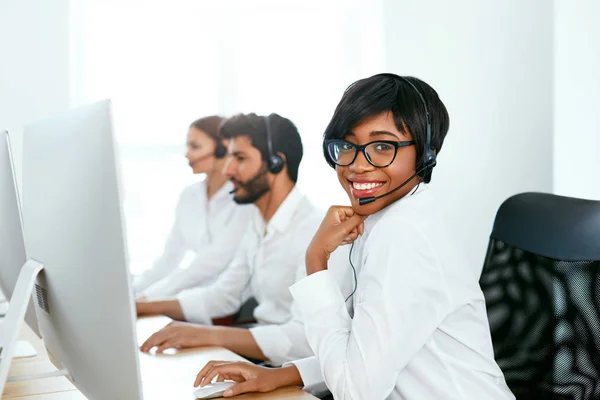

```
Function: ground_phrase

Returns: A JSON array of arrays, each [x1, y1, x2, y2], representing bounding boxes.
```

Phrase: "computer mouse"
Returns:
[[193, 381, 235, 399]]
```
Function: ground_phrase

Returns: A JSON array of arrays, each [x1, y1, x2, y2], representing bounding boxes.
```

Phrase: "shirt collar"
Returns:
[[269, 185, 305, 233], [252, 185, 305, 236]]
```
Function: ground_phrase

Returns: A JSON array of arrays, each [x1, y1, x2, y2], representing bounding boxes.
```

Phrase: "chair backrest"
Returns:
[[480, 192, 600, 400]]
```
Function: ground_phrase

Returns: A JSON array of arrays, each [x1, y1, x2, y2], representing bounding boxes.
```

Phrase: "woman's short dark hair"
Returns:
[[323, 73, 450, 183]]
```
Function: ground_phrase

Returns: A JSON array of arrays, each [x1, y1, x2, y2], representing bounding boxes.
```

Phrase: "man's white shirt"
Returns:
[[177, 186, 323, 326]]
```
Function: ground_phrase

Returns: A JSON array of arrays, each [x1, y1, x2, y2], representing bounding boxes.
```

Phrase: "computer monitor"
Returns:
[[20, 100, 143, 399], [0, 131, 40, 337]]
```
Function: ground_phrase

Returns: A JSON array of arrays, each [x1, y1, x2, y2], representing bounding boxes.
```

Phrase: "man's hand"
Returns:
[[194, 361, 303, 397], [140, 321, 219, 353]]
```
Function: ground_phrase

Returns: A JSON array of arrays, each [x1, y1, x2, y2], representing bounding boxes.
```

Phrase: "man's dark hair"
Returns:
[[323, 74, 449, 183], [220, 113, 303, 182]]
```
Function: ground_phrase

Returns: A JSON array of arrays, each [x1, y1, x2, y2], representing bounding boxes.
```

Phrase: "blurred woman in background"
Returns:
[[133, 115, 253, 300]]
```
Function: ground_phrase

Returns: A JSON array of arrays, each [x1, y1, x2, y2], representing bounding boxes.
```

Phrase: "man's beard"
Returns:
[[233, 173, 270, 204]]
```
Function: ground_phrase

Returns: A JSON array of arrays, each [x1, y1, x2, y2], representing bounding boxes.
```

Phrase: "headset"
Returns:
[[356, 74, 437, 206], [214, 140, 227, 159], [345, 74, 438, 302], [263, 114, 285, 174], [393, 74, 437, 172]]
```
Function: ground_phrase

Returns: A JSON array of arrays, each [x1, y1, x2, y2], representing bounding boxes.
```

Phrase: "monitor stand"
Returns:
[[0, 260, 67, 395], [0, 304, 37, 359]]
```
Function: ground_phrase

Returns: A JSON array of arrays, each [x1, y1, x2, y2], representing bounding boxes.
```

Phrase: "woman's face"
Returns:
[[336, 111, 419, 216], [185, 127, 217, 174]]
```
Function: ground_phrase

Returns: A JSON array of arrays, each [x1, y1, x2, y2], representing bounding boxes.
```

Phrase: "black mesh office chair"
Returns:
[[480, 192, 600, 400]]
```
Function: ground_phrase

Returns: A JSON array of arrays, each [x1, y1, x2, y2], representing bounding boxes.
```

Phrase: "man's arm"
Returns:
[[139, 322, 265, 361], [207, 326, 267, 360], [136, 299, 185, 321]]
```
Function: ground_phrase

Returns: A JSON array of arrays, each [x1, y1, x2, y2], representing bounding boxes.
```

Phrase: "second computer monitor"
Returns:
[[22, 101, 143, 400]]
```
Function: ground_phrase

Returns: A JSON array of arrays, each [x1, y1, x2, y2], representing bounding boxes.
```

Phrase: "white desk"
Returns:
[[3, 317, 317, 399]]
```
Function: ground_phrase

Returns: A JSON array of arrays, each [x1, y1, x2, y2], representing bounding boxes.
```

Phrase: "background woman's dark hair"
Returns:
[[189, 115, 224, 143], [323, 74, 450, 183]]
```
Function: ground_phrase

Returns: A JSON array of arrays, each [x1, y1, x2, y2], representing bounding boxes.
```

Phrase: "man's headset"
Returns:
[[332, 74, 437, 206], [264, 114, 284, 174], [229, 114, 285, 194]]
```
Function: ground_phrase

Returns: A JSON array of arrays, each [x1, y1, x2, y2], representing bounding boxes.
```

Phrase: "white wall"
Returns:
[[0, 0, 71, 190], [383, 0, 554, 273], [554, 0, 600, 200]]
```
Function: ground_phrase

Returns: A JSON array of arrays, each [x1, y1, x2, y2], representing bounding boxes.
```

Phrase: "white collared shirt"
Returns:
[[288, 185, 515, 400], [176, 186, 323, 325], [133, 180, 254, 299]]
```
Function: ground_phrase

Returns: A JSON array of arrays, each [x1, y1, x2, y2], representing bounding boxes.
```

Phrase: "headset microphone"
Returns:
[[357, 164, 431, 206]]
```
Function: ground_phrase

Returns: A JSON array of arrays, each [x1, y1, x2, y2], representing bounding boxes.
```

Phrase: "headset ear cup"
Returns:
[[263, 114, 285, 174], [418, 149, 437, 178], [268, 155, 284, 174], [425, 150, 437, 169], [214, 142, 227, 159]]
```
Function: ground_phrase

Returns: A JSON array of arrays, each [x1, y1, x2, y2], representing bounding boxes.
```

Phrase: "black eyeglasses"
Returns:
[[325, 139, 415, 167]]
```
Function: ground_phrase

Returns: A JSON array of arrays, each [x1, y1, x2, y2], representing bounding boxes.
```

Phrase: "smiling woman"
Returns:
[[191, 73, 515, 400], [321, 73, 449, 213], [329, 111, 420, 214]]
